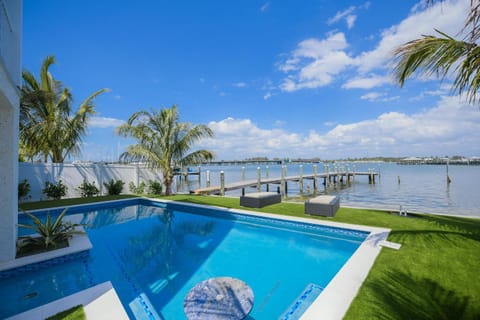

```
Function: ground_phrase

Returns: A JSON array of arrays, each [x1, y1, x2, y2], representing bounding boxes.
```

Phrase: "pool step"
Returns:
[[279, 283, 324, 320]]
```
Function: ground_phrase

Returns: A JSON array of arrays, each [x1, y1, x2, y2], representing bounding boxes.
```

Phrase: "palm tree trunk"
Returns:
[[164, 174, 173, 196]]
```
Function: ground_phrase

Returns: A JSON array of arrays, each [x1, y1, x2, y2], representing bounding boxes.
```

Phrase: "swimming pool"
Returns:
[[0, 199, 378, 319]]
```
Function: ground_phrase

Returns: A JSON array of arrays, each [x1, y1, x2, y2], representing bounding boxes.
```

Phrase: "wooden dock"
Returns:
[[193, 171, 378, 195]]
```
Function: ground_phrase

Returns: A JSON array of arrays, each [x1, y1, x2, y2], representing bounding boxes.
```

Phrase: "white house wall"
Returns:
[[0, 0, 22, 262]]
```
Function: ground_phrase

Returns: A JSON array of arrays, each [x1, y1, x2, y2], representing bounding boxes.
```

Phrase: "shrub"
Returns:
[[77, 180, 100, 197], [18, 179, 31, 201], [18, 208, 84, 250], [148, 180, 163, 195], [129, 181, 146, 194], [103, 179, 125, 195], [43, 180, 68, 200]]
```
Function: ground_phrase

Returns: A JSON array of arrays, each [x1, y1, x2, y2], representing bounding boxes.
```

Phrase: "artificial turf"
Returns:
[[20, 194, 480, 319]]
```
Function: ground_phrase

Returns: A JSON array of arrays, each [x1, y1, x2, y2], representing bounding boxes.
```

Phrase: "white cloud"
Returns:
[[233, 82, 247, 88], [360, 92, 383, 101], [355, 0, 467, 73], [279, 0, 468, 92], [89, 116, 125, 128], [360, 91, 399, 102], [343, 74, 392, 89], [279, 32, 354, 91], [327, 6, 356, 25], [409, 84, 451, 101], [346, 15, 357, 29], [114, 95, 121, 100], [199, 96, 480, 159], [260, 2, 270, 12], [263, 92, 273, 100]]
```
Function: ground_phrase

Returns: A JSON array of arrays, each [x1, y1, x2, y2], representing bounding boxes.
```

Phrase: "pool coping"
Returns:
[[6, 281, 129, 320], [150, 198, 392, 320]]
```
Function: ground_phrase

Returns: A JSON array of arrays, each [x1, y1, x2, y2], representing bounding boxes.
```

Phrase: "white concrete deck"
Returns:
[[6, 281, 128, 320]]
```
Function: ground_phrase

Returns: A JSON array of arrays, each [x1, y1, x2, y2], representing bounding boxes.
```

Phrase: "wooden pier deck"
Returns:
[[193, 171, 378, 195]]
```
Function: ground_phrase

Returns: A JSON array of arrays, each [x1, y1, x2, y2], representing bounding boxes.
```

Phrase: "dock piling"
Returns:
[[299, 165, 303, 193], [220, 171, 225, 195], [257, 167, 261, 192]]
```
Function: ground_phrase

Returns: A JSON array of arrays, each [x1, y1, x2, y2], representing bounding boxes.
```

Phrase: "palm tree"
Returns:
[[20, 55, 107, 162], [117, 105, 214, 195], [392, 1, 480, 104]]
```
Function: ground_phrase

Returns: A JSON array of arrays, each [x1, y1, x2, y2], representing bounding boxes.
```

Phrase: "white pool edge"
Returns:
[[6, 281, 129, 320], [152, 198, 391, 320]]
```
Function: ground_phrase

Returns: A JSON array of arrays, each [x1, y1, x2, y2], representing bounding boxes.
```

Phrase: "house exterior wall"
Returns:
[[0, 0, 22, 262]]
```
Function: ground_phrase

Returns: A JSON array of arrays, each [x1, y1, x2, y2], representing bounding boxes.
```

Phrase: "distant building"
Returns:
[[0, 0, 22, 262]]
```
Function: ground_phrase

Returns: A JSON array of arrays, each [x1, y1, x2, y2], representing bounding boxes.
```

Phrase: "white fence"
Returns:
[[18, 162, 165, 201]]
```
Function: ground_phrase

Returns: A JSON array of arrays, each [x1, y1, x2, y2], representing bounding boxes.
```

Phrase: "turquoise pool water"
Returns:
[[0, 199, 368, 319]]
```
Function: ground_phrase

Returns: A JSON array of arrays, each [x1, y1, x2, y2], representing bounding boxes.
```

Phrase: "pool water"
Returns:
[[0, 200, 368, 319]]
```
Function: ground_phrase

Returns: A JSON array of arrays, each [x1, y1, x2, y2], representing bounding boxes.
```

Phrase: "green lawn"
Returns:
[[21, 194, 480, 319]]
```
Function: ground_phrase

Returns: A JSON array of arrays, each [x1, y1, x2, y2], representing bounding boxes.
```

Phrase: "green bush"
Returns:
[[103, 179, 125, 195], [148, 180, 163, 195], [18, 208, 84, 250], [43, 180, 68, 200], [18, 179, 31, 201], [77, 180, 100, 198], [129, 181, 146, 194]]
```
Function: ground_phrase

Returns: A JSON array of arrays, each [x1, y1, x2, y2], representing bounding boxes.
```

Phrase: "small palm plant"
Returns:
[[18, 208, 84, 252]]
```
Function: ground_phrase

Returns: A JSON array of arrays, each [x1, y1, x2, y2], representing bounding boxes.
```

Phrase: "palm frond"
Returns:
[[20, 55, 106, 162], [393, 30, 479, 103]]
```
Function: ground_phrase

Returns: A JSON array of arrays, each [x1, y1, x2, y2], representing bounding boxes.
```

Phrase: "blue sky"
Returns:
[[23, 0, 479, 161]]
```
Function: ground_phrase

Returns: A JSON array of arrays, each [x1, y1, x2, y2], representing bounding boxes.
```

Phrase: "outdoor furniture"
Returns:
[[240, 191, 281, 208], [305, 195, 340, 217], [184, 277, 254, 320]]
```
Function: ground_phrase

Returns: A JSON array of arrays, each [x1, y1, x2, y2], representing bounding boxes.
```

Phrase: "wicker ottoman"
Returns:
[[240, 192, 281, 208], [305, 195, 340, 217]]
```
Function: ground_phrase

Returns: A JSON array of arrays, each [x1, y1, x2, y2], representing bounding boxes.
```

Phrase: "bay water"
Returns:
[[175, 162, 480, 217]]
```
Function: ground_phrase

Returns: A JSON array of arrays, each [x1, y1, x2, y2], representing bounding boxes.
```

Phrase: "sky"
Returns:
[[22, 0, 480, 161]]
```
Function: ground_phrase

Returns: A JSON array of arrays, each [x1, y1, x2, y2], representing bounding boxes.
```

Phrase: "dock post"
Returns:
[[242, 166, 245, 181], [299, 165, 303, 194], [281, 165, 286, 199], [206, 170, 211, 187], [446, 157, 451, 184], [265, 165, 269, 191], [313, 164, 318, 193], [220, 171, 225, 196], [198, 166, 201, 184], [257, 167, 261, 192]]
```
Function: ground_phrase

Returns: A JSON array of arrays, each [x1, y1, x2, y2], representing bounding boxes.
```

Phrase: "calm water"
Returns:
[[0, 201, 366, 319], [176, 162, 480, 217]]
